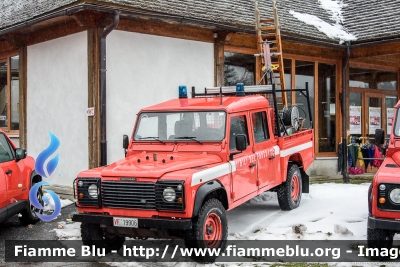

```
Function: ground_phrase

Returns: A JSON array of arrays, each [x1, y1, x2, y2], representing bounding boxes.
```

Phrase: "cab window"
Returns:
[[0, 134, 14, 163], [252, 111, 269, 143], [229, 115, 249, 150]]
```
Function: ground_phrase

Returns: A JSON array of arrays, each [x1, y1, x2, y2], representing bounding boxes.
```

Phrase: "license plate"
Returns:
[[113, 217, 138, 228]]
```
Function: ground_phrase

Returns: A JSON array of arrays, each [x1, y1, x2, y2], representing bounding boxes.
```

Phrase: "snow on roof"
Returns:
[[0, 0, 399, 43], [290, 10, 357, 44], [318, 0, 346, 25]]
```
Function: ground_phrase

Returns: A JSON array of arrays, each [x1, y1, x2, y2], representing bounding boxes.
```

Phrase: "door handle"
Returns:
[[5, 169, 12, 175], [249, 163, 256, 168], [269, 156, 275, 160]]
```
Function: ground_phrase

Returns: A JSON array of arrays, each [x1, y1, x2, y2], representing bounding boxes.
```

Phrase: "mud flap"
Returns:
[[300, 169, 309, 193]]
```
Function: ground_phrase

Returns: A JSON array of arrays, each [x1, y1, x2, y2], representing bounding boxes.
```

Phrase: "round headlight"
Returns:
[[379, 184, 386, 191], [88, 184, 98, 199], [163, 187, 176, 202], [389, 188, 400, 204], [77, 180, 83, 187]]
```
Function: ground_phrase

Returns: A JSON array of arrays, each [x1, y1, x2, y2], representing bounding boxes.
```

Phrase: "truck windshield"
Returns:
[[394, 108, 400, 137], [134, 111, 226, 142]]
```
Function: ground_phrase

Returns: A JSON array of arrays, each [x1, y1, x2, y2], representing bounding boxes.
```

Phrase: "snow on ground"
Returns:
[[43, 192, 74, 212], [53, 183, 399, 266]]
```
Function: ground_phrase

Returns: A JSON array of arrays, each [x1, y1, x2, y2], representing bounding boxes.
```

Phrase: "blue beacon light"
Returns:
[[179, 85, 188, 98], [236, 83, 245, 96]]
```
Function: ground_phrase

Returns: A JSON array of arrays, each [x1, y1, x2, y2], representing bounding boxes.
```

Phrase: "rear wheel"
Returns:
[[367, 227, 394, 260], [277, 164, 302, 210], [19, 183, 43, 224], [184, 199, 227, 263], [81, 223, 125, 254]]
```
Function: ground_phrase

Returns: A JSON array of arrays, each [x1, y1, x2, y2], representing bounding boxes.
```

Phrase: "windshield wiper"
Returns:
[[139, 137, 165, 144], [174, 136, 202, 144]]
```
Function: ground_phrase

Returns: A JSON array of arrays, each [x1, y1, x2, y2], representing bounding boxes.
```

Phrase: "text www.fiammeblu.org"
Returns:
[[121, 244, 400, 260]]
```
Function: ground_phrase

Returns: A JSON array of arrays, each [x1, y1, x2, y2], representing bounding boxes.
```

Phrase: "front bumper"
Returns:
[[72, 213, 192, 230], [368, 215, 400, 232]]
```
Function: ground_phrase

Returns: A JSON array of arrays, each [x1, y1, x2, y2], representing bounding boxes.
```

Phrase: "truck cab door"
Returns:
[[0, 133, 22, 203], [250, 110, 277, 189], [229, 113, 257, 201]]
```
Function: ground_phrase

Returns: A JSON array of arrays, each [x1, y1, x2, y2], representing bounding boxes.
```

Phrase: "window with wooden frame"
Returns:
[[283, 55, 341, 156], [349, 62, 398, 141], [224, 52, 255, 86], [0, 54, 19, 133]]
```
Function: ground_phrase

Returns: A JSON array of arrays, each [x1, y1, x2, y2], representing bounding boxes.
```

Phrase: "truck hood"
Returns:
[[100, 153, 222, 178]]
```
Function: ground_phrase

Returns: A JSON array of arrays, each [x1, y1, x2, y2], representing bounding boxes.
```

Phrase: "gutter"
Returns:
[[342, 43, 351, 183], [100, 11, 120, 166]]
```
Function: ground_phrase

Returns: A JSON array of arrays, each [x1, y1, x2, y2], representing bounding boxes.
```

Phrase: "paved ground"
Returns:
[[0, 204, 104, 267]]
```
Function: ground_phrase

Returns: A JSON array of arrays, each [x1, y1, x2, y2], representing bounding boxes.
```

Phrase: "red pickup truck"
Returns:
[[367, 101, 400, 260], [0, 129, 43, 224], [73, 84, 314, 261]]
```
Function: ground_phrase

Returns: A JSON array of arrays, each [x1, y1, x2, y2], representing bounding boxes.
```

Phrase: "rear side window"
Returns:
[[252, 111, 269, 143], [229, 115, 249, 150]]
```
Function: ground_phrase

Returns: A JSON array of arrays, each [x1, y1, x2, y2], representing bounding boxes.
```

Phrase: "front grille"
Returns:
[[156, 181, 185, 210], [102, 181, 156, 209]]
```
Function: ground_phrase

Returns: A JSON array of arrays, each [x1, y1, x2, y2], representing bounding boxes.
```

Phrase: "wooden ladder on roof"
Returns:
[[255, 0, 287, 107]]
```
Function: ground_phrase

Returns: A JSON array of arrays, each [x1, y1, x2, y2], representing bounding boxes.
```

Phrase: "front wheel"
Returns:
[[184, 199, 228, 263], [19, 183, 43, 224], [367, 227, 394, 260], [277, 164, 302, 210], [81, 223, 125, 254]]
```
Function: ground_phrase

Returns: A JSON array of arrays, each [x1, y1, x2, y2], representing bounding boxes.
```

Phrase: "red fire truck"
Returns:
[[367, 101, 400, 260], [72, 83, 314, 261]]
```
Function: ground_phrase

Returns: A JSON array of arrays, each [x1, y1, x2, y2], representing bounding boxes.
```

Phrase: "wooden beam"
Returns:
[[282, 40, 344, 59], [351, 41, 400, 58], [72, 10, 108, 28], [18, 47, 27, 148], [225, 33, 257, 49], [23, 18, 85, 47], [0, 40, 16, 55], [116, 18, 214, 43]]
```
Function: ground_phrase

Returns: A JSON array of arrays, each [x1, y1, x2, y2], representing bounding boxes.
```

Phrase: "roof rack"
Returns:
[[190, 83, 313, 137]]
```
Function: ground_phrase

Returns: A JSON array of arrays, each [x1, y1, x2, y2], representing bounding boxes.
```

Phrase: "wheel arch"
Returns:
[[192, 180, 228, 217], [30, 170, 42, 185], [287, 156, 309, 194]]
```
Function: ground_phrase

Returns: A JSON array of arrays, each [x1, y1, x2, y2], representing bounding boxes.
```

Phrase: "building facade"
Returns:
[[0, 0, 399, 185]]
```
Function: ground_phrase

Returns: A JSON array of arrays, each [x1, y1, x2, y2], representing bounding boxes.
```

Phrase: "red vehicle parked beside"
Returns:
[[367, 101, 400, 260], [72, 84, 314, 261], [0, 129, 43, 224]]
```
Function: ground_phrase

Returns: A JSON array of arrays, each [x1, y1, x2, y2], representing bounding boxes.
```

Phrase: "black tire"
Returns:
[[367, 227, 394, 261], [184, 199, 228, 263], [81, 223, 125, 254], [19, 184, 43, 224], [277, 164, 302, 210]]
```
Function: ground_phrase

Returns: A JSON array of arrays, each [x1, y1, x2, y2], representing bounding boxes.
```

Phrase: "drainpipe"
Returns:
[[342, 43, 351, 183], [100, 11, 120, 166]]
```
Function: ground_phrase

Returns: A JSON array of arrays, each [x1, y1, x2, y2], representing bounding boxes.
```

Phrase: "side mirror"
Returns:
[[229, 134, 247, 161], [15, 148, 27, 161], [123, 135, 129, 149], [375, 129, 385, 145], [235, 134, 247, 151]]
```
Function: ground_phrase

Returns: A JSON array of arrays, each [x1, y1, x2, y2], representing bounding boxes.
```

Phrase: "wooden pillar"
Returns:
[[19, 46, 27, 148], [87, 28, 101, 168], [214, 31, 233, 87], [73, 10, 108, 168]]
